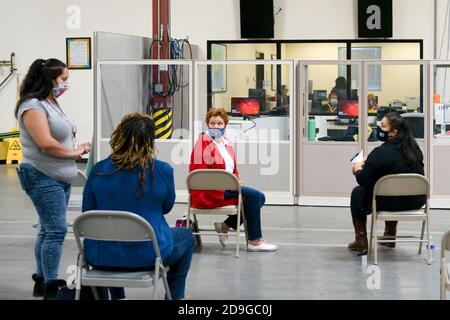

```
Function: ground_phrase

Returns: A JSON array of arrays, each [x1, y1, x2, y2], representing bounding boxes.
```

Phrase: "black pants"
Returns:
[[350, 186, 427, 222]]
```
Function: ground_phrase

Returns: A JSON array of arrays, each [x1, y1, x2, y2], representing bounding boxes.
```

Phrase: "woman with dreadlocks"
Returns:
[[82, 113, 195, 300]]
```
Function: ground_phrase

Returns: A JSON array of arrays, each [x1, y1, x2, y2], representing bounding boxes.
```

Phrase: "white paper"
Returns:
[[351, 150, 364, 164]]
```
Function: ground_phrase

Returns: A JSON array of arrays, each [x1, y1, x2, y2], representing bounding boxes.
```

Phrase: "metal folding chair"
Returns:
[[186, 169, 247, 258], [369, 174, 431, 265], [72, 210, 171, 300]]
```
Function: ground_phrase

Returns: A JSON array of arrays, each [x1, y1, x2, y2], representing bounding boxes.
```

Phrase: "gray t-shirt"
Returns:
[[18, 98, 78, 183]]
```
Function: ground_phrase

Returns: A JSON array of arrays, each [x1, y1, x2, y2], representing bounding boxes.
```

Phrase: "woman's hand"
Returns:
[[238, 179, 243, 187], [352, 162, 364, 175], [80, 142, 91, 155]]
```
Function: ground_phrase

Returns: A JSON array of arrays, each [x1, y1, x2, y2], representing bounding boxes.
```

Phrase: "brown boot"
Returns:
[[348, 219, 368, 252], [378, 221, 397, 248]]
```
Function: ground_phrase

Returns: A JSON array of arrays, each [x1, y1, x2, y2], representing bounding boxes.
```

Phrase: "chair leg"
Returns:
[[374, 219, 378, 265], [75, 260, 82, 300], [153, 259, 160, 300], [440, 259, 446, 300], [369, 214, 374, 254], [426, 219, 431, 265], [192, 214, 202, 251], [91, 286, 100, 300], [162, 269, 172, 300], [418, 220, 425, 254]]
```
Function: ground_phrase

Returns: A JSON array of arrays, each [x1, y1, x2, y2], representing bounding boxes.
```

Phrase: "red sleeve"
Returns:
[[190, 134, 211, 172]]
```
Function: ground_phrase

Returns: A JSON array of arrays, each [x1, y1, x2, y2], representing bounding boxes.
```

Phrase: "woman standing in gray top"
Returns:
[[15, 58, 90, 299]]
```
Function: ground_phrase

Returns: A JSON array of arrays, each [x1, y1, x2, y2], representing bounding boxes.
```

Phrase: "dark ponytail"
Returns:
[[384, 112, 423, 165], [15, 58, 67, 118]]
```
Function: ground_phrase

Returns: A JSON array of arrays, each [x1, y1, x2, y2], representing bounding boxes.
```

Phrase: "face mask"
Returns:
[[208, 128, 225, 140], [330, 99, 338, 106], [53, 82, 69, 98], [376, 126, 389, 141]]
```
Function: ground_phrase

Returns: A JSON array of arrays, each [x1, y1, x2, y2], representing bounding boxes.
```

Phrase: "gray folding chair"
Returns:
[[186, 169, 247, 258], [440, 229, 450, 300], [72, 210, 171, 300], [369, 174, 431, 265]]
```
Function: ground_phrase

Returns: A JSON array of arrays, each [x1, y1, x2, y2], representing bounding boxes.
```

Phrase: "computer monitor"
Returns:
[[231, 97, 261, 116], [313, 90, 327, 100], [401, 113, 424, 138], [248, 88, 266, 111], [338, 99, 359, 117]]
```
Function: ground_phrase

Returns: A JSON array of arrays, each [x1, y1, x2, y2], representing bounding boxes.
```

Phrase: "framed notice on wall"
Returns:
[[66, 37, 91, 69]]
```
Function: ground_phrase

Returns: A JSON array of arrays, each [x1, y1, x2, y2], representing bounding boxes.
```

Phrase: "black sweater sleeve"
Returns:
[[354, 148, 383, 188]]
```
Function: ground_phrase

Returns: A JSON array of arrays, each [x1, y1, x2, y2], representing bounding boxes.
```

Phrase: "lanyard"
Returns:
[[45, 99, 77, 146]]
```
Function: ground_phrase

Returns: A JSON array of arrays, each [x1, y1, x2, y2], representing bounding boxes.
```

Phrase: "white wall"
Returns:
[[171, 0, 434, 59], [0, 0, 152, 148], [0, 0, 438, 152]]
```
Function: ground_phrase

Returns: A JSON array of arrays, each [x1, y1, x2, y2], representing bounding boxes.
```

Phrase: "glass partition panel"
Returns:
[[432, 64, 450, 139], [96, 61, 193, 194], [98, 61, 191, 141], [282, 43, 345, 60], [194, 61, 295, 204], [302, 62, 361, 142], [364, 62, 423, 146], [196, 61, 293, 142]]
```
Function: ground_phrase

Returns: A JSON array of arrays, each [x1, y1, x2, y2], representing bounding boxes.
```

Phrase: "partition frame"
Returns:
[[194, 60, 296, 204], [297, 60, 363, 206], [428, 60, 450, 208], [95, 59, 194, 201]]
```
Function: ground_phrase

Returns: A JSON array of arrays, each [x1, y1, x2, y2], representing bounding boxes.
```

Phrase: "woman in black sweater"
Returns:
[[348, 112, 426, 252]]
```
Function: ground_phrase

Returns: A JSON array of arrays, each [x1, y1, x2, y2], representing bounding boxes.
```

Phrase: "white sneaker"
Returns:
[[247, 241, 277, 252]]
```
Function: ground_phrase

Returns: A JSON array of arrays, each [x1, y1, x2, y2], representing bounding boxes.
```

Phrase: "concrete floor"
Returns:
[[0, 165, 448, 300]]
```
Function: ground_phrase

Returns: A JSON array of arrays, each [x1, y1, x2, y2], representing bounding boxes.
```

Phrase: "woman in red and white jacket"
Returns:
[[189, 108, 277, 252]]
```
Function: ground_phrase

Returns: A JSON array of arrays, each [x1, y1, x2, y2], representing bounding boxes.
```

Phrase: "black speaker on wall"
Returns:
[[240, 0, 274, 39]]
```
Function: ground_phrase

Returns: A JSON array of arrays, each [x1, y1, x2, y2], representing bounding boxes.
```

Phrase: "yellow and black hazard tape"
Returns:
[[152, 108, 173, 139]]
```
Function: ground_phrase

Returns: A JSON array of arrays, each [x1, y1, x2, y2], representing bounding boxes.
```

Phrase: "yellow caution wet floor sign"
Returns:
[[6, 137, 23, 164]]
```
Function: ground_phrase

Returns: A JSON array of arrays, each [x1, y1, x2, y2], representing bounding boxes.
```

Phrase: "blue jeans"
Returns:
[[109, 227, 195, 300], [223, 186, 265, 241], [17, 163, 70, 282]]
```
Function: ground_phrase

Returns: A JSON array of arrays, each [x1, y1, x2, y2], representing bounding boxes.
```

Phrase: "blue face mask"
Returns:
[[330, 99, 338, 106], [376, 126, 389, 141], [208, 128, 225, 140]]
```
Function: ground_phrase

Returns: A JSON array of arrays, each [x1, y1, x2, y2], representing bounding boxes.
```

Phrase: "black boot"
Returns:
[[379, 221, 398, 248], [32, 273, 44, 297], [43, 279, 67, 300], [348, 219, 368, 252]]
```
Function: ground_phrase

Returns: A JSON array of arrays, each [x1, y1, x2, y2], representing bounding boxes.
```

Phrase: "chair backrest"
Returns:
[[373, 174, 429, 198], [442, 230, 450, 258], [72, 210, 161, 257], [72, 169, 88, 188], [187, 169, 241, 192]]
